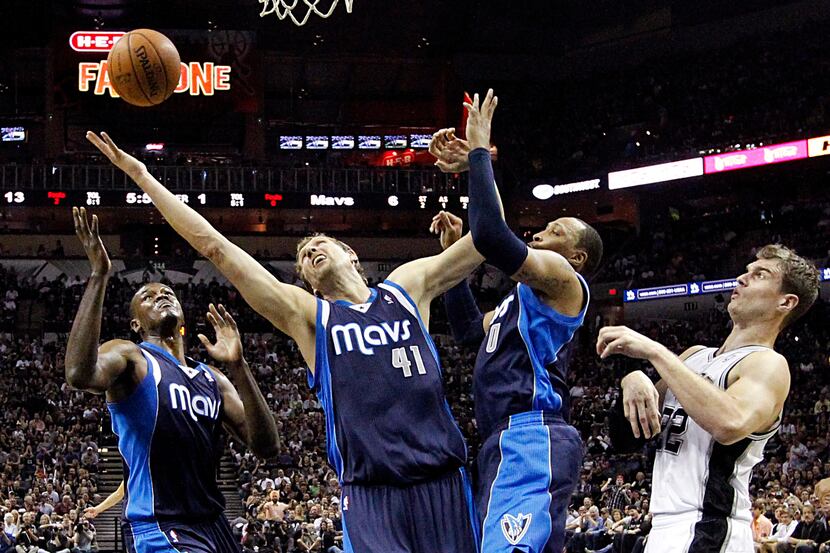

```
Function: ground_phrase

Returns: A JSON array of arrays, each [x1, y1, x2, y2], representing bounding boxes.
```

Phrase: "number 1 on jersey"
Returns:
[[392, 346, 427, 378]]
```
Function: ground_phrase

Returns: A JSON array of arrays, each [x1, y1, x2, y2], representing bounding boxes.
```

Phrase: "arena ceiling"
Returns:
[[5, 0, 803, 55]]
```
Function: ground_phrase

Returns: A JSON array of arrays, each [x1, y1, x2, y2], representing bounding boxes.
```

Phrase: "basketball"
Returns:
[[106, 29, 181, 107]]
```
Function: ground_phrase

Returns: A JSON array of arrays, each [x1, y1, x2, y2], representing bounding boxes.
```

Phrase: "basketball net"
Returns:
[[259, 0, 354, 26]]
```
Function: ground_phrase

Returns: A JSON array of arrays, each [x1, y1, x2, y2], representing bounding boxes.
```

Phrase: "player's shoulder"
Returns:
[[678, 345, 708, 361], [100, 339, 141, 357], [523, 247, 581, 285], [722, 348, 788, 390], [734, 348, 788, 374], [204, 363, 232, 388]]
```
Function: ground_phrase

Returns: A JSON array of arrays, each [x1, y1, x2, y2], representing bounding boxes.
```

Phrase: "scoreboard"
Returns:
[[1, 190, 470, 211]]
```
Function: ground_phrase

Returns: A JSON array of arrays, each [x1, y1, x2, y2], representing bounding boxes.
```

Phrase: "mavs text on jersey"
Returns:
[[110, 342, 239, 553], [310, 280, 479, 553]]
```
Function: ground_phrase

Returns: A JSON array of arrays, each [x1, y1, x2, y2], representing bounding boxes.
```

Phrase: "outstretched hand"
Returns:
[[463, 88, 498, 151], [73, 207, 110, 277], [596, 326, 662, 361], [429, 127, 471, 173], [86, 131, 147, 180], [198, 304, 244, 366], [429, 211, 463, 250]]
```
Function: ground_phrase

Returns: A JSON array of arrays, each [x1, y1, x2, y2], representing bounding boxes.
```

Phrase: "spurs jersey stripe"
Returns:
[[651, 345, 779, 553]]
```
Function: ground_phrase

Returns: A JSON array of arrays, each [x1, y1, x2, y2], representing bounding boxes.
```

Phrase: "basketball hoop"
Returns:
[[259, 0, 354, 26]]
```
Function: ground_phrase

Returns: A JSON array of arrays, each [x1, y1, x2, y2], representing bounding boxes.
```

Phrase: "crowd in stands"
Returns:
[[596, 194, 830, 289], [0, 334, 103, 552], [0, 195, 830, 553], [0, 249, 827, 552]]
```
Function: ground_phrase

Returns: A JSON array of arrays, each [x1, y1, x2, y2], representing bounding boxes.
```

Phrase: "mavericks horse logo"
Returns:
[[501, 512, 532, 545]]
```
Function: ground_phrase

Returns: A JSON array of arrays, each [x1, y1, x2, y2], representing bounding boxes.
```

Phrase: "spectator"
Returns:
[[601, 475, 631, 513], [782, 504, 828, 552], [760, 509, 799, 552], [71, 519, 94, 553], [753, 499, 774, 545]]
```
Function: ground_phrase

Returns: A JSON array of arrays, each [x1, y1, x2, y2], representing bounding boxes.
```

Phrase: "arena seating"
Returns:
[[0, 255, 826, 552]]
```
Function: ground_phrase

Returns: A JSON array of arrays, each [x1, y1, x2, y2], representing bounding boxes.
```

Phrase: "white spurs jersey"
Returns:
[[651, 346, 780, 528]]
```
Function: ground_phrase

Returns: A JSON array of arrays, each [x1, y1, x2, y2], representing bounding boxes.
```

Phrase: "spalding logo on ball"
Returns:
[[107, 29, 181, 107]]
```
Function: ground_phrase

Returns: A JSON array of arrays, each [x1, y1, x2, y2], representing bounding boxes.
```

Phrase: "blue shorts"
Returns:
[[477, 411, 583, 553], [124, 515, 240, 553], [340, 467, 480, 553]]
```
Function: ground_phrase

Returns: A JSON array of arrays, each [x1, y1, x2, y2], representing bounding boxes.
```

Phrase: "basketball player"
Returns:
[[65, 207, 280, 553], [85, 131, 483, 553], [429, 89, 603, 553], [597, 245, 820, 553]]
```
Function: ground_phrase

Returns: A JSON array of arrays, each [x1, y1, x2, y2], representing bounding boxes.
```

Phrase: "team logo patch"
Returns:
[[169, 529, 179, 543], [179, 365, 200, 379], [500, 513, 532, 545], [342, 495, 349, 511]]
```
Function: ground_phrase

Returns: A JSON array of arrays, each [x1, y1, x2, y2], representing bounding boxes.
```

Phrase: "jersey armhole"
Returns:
[[107, 349, 159, 409], [308, 298, 329, 390], [379, 279, 418, 316], [680, 346, 710, 363], [518, 276, 587, 326]]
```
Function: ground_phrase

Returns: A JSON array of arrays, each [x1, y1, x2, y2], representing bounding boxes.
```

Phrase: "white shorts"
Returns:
[[645, 513, 753, 553]]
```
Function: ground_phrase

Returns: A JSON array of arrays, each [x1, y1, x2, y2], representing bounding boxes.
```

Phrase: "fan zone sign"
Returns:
[[78, 61, 231, 97], [71, 31, 232, 98]]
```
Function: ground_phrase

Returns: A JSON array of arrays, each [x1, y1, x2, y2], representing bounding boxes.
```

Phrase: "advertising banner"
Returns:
[[608, 158, 703, 190], [704, 140, 808, 173]]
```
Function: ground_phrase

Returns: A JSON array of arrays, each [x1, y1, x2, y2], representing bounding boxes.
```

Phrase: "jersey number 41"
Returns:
[[392, 346, 427, 378]]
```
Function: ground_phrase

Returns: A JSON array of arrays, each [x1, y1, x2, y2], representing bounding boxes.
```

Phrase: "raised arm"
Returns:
[[65, 207, 142, 394], [387, 232, 485, 327], [430, 211, 488, 345], [463, 91, 584, 313], [199, 304, 280, 458], [598, 326, 789, 445], [85, 132, 317, 361]]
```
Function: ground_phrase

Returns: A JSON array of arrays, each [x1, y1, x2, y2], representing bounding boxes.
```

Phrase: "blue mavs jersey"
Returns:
[[108, 342, 226, 523], [473, 276, 589, 439], [309, 280, 467, 485]]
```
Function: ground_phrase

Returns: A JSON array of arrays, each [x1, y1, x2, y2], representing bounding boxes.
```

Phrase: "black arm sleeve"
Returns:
[[467, 148, 528, 276], [444, 279, 485, 346]]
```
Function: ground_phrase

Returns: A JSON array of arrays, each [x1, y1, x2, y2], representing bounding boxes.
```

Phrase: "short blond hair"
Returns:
[[755, 244, 820, 328], [295, 233, 367, 291]]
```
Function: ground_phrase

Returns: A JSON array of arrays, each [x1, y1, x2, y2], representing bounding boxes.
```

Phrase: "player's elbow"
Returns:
[[470, 224, 504, 258], [711, 418, 752, 445], [250, 433, 281, 459], [201, 237, 228, 266], [64, 368, 106, 394], [252, 445, 280, 460], [253, 442, 281, 459]]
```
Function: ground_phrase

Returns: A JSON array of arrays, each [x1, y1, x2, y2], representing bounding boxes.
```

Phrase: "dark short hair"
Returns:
[[755, 244, 820, 328], [574, 219, 603, 277]]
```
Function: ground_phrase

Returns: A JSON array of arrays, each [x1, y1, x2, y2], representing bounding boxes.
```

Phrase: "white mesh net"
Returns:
[[259, 0, 354, 26]]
